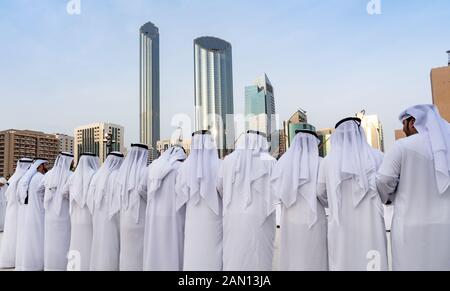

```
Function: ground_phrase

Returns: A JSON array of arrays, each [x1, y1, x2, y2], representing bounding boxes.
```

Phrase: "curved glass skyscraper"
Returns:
[[140, 21, 160, 150], [194, 37, 234, 157]]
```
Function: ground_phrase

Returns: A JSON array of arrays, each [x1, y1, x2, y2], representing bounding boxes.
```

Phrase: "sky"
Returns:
[[1, 0, 449, 151]]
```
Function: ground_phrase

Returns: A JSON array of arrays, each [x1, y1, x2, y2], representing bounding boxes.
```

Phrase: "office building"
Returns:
[[140, 21, 160, 149], [194, 36, 234, 157], [54, 133, 74, 154], [74, 123, 124, 165], [0, 129, 59, 178]]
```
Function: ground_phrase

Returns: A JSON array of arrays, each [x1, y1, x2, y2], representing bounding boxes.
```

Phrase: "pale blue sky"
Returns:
[[1, 0, 449, 150]]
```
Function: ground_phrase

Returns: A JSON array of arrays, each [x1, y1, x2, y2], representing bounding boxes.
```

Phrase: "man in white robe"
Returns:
[[218, 131, 277, 271], [0, 158, 33, 269], [271, 130, 328, 271], [0, 177, 7, 232], [175, 131, 223, 271], [376, 104, 450, 271], [15, 159, 49, 271], [64, 153, 100, 271], [43, 152, 74, 271], [89, 152, 124, 271], [143, 146, 187, 271], [116, 144, 149, 271], [317, 117, 388, 271]]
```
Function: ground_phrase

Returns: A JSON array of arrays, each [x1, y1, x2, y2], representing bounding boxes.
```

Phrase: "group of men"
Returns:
[[0, 104, 448, 271]]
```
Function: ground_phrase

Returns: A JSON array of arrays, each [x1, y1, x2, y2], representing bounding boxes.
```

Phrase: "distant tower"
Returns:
[[194, 36, 234, 157], [447, 50, 450, 66], [139, 21, 160, 151]]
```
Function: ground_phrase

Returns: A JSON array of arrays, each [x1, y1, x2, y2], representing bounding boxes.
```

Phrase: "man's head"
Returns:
[[402, 116, 418, 137], [0, 177, 7, 187], [37, 162, 49, 174]]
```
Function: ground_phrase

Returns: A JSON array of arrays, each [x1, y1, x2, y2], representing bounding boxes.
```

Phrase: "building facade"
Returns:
[[74, 123, 124, 165], [0, 129, 59, 178], [54, 133, 74, 154], [431, 51, 450, 122], [317, 128, 334, 158], [245, 74, 276, 138], [194, 36, 234, 157], [140, 21, 160, 150], [282, 109, 308, 151], [361, 115, 385, 152], [156, 139, 191, 156]]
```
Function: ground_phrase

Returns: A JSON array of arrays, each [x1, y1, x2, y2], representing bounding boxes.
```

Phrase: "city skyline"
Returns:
[[1, 1, 450, 151]]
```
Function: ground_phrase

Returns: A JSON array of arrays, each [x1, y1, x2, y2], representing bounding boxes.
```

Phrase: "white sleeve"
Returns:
[[317, 158, 328, 208], [376, 143, 402, 204], [216, 161, 224, 198]]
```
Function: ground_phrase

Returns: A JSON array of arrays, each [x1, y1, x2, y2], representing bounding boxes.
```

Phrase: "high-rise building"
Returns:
[[54, 133, 74, 154], [194, 36, 234, 157], [74, 123, 124, 165], [361, 115, 385, 152], [0, 129, 59, 178], [430, 51, 450, 122], [140, 21, 160, 150], [282, 109, 308, 151], [317, 128, 334, 158], [245, 74, 276, 137]]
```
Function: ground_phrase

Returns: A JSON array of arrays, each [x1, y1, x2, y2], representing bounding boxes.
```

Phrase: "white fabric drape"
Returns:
[[116, 145, 148, 271], [271, 132, 328, 271], [175, 134, 223, 271]]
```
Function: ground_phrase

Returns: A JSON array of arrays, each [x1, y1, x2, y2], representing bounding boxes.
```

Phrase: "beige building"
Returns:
[[54, 133, 74, 154], [74, 123, 124, 165], [431, 51, 450, 122], [361, 115, 385, 152], [156, 138, 191, 157], [0, 129, 59, 178]]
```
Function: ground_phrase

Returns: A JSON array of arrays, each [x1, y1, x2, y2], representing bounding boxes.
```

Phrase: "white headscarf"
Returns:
[[5, 158, 33, 202], [87, 152, 123, 213], [223, 132, 275, 222], [69, 154, 100, 212], [116, 144, 149, 223], [176, 133, 220, 215], [272, 132, 320, 228], [148, 146, 187, 200], [328, 118, 378, 225], [43, 153, 74, 215], [18, 159, 48, 205], [399, 104, 450, 194]]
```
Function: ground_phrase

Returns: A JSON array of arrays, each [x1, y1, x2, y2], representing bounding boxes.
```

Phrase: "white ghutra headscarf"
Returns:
[[5, 158, 33, 202], [18, 159, 48, 205], [116, 144, 149, 223], [87, 152, 124, 213], [68, 153, 100, 213], [43, 153, 74, 216], [399, 104, 450, 194], [175, 132, 220, 215], [328, 118, 379, 225], [272, 131, 321, 228]]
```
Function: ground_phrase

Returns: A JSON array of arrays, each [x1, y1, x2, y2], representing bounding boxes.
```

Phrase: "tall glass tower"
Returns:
[[140, 21, 160, 150], [194, 36, 234, 157], [245, 74, 276, 137]]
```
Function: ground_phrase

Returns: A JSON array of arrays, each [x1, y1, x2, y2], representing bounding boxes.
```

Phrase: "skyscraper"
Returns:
[[245, 74, 276, 137], [74, 123, 124, 165], [140, 21, 160, 151], [194, 36, 234, 157], [430, 51, 450, 122]]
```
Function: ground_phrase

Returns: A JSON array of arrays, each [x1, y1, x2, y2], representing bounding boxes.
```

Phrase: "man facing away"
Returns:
[[376, 104, 450, 271]]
